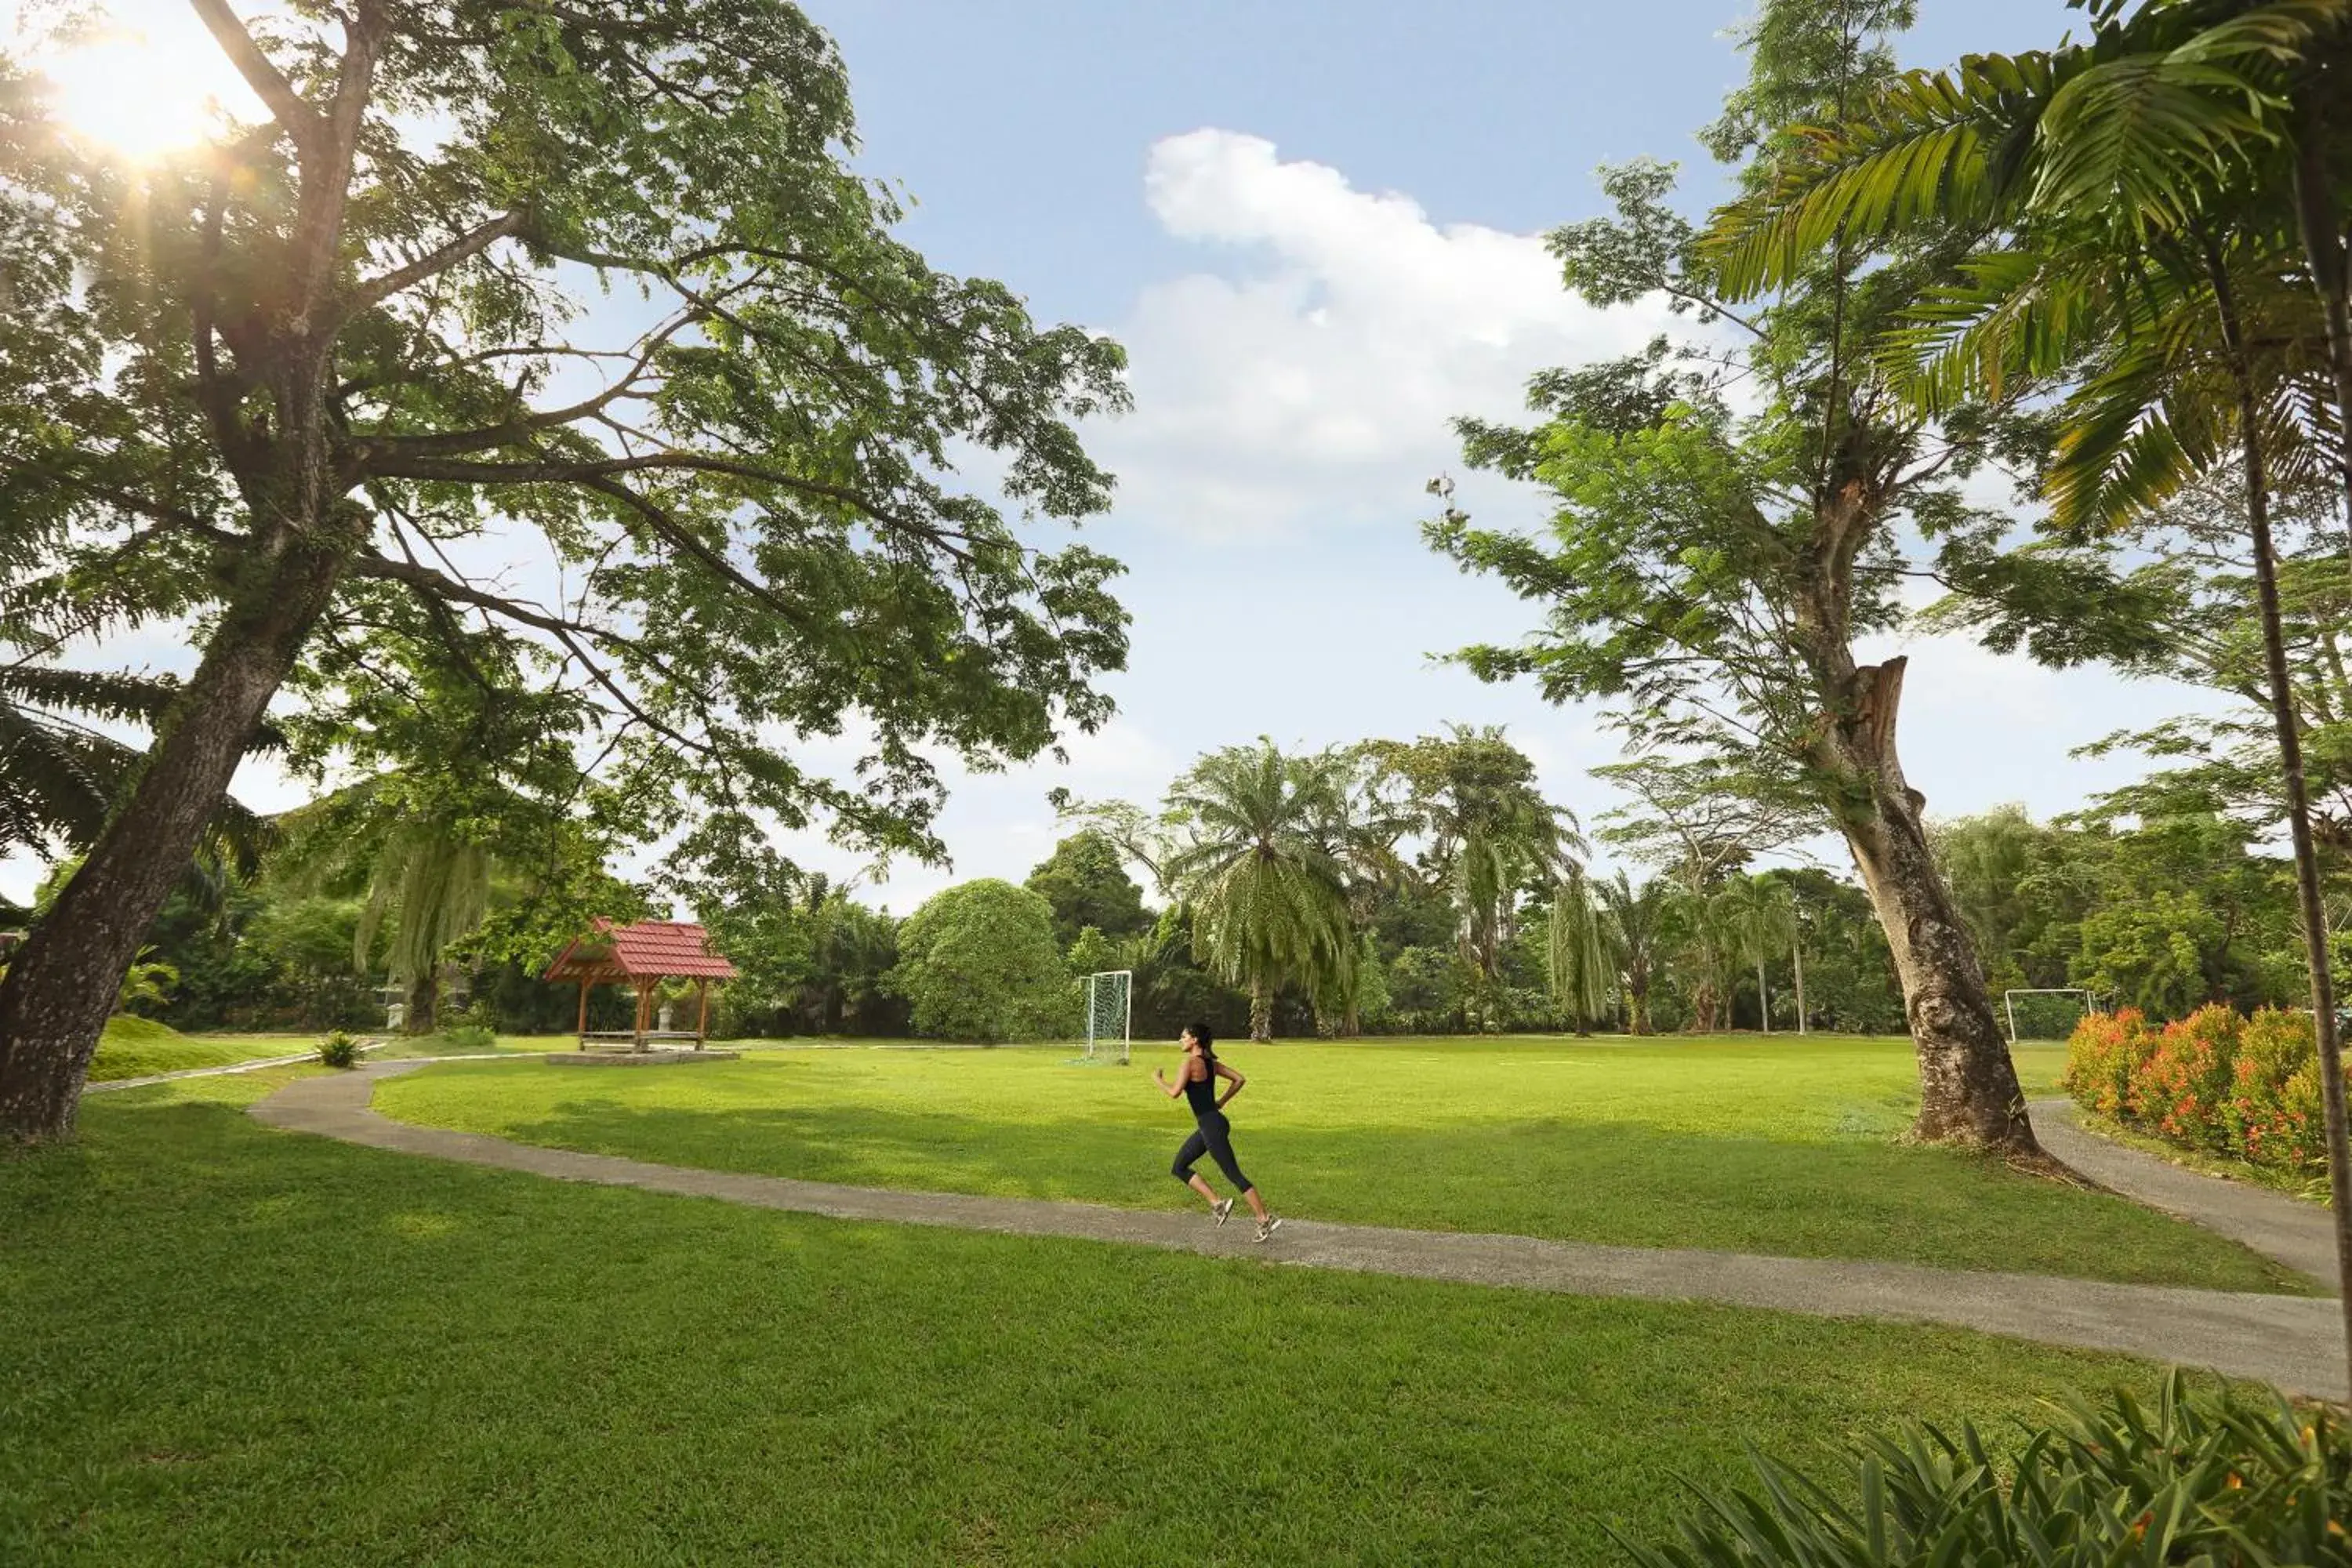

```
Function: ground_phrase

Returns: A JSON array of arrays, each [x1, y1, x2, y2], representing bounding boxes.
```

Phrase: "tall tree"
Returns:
[[1547, 866, 1621, 1034], [1368, 725, 1581, 1010], [1716, 873, 1798, 1033], [1025, 830, 1152, 950], [1428, 0, 2053, 1152], [1162, 740, 1356, 1042], [1595, 870, 1675, 1036], [1703, 0, 2352, 1372], [0, 2, 1129, 1142]]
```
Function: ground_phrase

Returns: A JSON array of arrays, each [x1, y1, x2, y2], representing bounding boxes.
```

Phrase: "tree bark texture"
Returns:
[[1792, 935, 1807, 1036], [0, 540, 354, 1140], [404, 968, 440, 1036], [1820, 657, 2039, 1153], [1248, 978, 1272, 1043], [1755, 959, 1771, 1034]]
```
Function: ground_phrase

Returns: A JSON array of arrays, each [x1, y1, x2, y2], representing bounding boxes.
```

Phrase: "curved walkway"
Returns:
[[2029, 1098, 2340, 1289], [252, 1062, 2349, 1403]]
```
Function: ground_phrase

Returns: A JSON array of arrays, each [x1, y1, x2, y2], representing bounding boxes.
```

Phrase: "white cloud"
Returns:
[[1096, 129, 1672, 538]]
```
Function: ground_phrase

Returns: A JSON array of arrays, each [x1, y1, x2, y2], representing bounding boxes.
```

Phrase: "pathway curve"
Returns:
[[2030, 1098, 2341, 1289], [250, 1062, 2348, 1403], [86, 1037, 390, 1094]]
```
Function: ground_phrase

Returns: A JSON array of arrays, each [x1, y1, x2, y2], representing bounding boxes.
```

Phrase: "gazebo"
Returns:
[[543, 918, 739, 1052]]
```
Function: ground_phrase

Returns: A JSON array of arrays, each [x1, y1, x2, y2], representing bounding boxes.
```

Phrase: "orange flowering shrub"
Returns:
[[2060, 1007, 2157, 1119], [2225, 1007, 2328, 1171], [2067, 1000, 2330, 1169], [2134, 1004, 2241, 1151]]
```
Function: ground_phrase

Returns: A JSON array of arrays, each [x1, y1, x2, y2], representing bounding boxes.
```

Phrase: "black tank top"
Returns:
[[1182, 1055, 1220, 1119]]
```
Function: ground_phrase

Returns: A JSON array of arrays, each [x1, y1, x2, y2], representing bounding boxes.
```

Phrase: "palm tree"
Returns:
[[1371, 725, 1583, 1005], [1715, 874, 1797, 1034], [1704, 0, 2352, 1373], [274, 779, 495, 1034], [1547, 866, 1621, 1035], [0, 659, 274, 877], [1595, 871, 1674, 1036], [1163, 741, 1356, 1042]]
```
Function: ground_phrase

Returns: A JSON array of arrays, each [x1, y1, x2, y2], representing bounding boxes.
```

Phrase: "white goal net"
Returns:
[[2003, 988, 2096, 1044], [1080, 970, 1132, 1065]]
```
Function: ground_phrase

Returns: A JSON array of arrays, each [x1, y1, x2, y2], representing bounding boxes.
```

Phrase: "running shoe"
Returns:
[[1254, 1216, 1283, 1244], [1212, 1197, 1235, 1226]]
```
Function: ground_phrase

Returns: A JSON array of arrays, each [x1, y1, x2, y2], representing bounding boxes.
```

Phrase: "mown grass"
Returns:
[[372, 1033, 2307, 1293], [85, 1017, 321, 1082], [3, 1071, 2187, 1566]]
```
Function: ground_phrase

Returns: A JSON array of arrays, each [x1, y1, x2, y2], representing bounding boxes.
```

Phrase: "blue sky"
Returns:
[[3, 0, 2225, 911]]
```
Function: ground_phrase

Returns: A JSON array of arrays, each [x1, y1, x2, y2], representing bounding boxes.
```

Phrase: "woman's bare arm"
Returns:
[[1152, 1058, 1204, 1100], [1213, 1059, 1246, 1109]]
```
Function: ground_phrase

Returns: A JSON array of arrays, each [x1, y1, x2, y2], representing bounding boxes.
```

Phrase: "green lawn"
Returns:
[[370, 1033, 2308, 1293], [4, 1069, 2192, 1566], [85, 1018, 323, 1082]]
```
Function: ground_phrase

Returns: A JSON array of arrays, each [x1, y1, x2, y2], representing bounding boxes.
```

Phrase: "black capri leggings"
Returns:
[[1172, 1112, 1252, 1192]]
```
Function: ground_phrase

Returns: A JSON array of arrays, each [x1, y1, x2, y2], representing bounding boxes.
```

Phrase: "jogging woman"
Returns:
[[1153, 1022, 1280, 1243]]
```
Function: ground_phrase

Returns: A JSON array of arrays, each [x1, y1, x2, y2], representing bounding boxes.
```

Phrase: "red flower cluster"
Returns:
[[2063, 1004, 2328, 1171]]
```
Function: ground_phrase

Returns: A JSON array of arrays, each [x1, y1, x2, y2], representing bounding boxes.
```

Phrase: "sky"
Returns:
[[2, 0, 2228, 914]]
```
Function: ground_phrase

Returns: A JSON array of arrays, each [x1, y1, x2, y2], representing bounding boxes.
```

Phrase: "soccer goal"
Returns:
[[2003, 988, 2096, 1044], [1075, 970, 1133, 1065]]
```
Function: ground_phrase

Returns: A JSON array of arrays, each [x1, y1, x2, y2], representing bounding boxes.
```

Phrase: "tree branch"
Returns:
[[347, 209, 529, 314], [187, 0, 320, 143]]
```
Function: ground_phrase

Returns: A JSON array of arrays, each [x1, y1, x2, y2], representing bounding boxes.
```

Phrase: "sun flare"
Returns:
[[38, 23, 252, 164]]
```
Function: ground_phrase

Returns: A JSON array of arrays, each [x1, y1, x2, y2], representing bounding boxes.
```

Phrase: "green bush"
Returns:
[[1617, 1374, 2349, 1567], [435, 1023, 497, 1053], [317, 1031, 361, 1069], [886, 879, 1068, 1042]]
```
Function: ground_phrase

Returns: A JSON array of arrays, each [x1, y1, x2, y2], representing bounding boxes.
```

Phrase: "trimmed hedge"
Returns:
[[2062, 1004, 2329, 1173]]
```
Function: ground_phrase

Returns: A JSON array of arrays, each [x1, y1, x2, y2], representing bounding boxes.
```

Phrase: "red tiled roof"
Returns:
[[543, 918, 739, 982]]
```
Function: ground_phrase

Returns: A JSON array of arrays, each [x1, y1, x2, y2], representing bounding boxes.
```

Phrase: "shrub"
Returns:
[[2060, 1007, 2155, 1120], [317, 1031, 361, 1069], [1615, 1374, 2350, 1568], [2133, 1003, 2241, 1151], [435, 1023, 497, 1053], [886, 880, 1068, 1042], [2228, 1007, 2329, 1173]]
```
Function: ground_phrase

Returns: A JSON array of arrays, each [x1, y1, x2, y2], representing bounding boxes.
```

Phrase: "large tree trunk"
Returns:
[[1756, 958, 1771, 1034], [1248, 977, 1272, 1043], [0, 539, 351, 1143], [405, 968, 440, 1036], [1828, 658, 2038, 1154]]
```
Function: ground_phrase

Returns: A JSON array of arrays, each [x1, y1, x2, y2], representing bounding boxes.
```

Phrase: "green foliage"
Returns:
[[887, 880, 1066, 1043], [2074, 889, 2228, 1021], [317, 1032, 361, 1070], [112, 949, 178, 1017], [0, 0, 1136, 1040], [1163, 741, 1358, 1038], [1616, 1373, 2349, 1568], [1065, 926, 1120, 979], [1025, 833, 1152, 949], [1546, 869, 1620, 1031], [702, 873, 903, 1039], [434, 1024, 497, 1054]]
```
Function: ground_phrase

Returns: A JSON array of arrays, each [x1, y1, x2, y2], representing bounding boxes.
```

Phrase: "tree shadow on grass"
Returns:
[[476, 1099, 2307, 1294]]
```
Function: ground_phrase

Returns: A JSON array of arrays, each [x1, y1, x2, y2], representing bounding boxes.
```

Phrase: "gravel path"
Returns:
[[249, 1062, 2347, 1401], [2029, 1097, 2341, 1289]]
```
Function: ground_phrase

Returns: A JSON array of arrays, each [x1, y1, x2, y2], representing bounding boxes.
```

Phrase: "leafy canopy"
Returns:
[[0, 0, 1131, 906]]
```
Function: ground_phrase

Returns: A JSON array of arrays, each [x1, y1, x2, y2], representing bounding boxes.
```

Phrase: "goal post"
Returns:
[[1079, 970, 1133, 1065], [2003, 987, 2096, 1044]]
